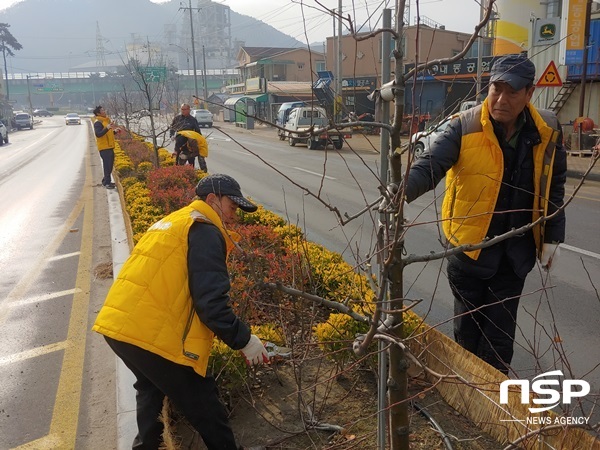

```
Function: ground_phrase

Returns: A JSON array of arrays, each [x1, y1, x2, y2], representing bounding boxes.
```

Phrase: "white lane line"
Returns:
[[48, 251, 81, 261], [292, 167, 336, 180], [231, 149, 252, 156], [10, 288, 81, 308], [207, 136, 231, 142], [0, 341, 67, 366], [561, 244, 600, 260]]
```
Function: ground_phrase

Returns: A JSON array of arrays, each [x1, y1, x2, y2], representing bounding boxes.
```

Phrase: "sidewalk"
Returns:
[[215, 121, 600, 182]]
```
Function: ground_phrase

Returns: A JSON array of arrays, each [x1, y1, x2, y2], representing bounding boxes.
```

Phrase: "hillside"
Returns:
[[0, 0, 305, 73]]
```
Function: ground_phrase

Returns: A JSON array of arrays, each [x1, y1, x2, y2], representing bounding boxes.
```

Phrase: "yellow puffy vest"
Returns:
[[93, 115, 115, 151], [92, 200, 240, 377], [442, 100, 559, 260]]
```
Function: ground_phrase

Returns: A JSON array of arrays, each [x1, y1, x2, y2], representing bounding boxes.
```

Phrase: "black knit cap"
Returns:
[[195, 174, 258, 212], [490, 54, 536, 91]]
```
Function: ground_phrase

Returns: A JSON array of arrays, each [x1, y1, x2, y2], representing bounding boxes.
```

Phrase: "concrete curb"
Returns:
[[106, 188, 137, 449]]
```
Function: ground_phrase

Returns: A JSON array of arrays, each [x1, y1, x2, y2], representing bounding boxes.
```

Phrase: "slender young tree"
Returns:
[[0, 23, 22, 100]]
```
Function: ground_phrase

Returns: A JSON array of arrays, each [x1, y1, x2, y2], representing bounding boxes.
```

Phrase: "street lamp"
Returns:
[[170, 43, 197, 106], [202, 45, 208, 106], [169, 43, 190, 70]]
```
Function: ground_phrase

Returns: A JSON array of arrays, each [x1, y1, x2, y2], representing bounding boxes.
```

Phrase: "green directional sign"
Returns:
[[37, 87, 64, 92], [140, 66, 167, 82]]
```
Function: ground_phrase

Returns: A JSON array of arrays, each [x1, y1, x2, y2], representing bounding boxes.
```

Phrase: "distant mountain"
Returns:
[[0, 0, 305, 73]]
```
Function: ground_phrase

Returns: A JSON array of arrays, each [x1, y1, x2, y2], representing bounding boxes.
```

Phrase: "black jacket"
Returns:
[[169, 114, 201, 137], [187, 221, 250, 350]]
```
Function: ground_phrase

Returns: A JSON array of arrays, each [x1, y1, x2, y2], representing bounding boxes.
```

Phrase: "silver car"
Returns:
[[14, 112, 33, 130], [192, 109, 213, 128], [409, 116, 453, 158], [65, 113, 82, 125]]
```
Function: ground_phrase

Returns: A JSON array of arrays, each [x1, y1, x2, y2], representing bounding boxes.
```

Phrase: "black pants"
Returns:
[[447, 256, 526, 374], [104, 337, 239, 450], [99, 148, 115, 186]]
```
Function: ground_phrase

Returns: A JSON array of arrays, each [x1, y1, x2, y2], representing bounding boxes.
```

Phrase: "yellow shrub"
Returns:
[[137, 161, 154, 177], [158, 147, 175, 167], [113, 142, 134, 176], [252, 323, 285, 346]]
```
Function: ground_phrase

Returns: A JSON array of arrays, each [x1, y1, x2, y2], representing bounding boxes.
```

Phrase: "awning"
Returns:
[[224, 96, 244, 106], [243, 93, 268, 102]]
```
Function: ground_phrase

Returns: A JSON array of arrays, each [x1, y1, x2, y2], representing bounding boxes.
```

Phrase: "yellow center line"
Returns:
[[12, 144, 96, 450], [48, 148, 95, 447]]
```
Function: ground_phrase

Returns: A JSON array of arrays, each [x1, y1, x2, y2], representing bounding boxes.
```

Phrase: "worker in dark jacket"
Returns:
[[169, 103, 206, 170], [93, 174, 268, 449], [404, 54, 567, 374]]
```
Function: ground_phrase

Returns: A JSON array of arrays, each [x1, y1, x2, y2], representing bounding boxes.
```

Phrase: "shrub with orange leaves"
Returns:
[[146, 165, 198, 214], [228, 224, 305, 325]]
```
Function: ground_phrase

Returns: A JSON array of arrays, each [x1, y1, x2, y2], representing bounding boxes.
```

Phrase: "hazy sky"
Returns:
[[0, 0, 481, 44]]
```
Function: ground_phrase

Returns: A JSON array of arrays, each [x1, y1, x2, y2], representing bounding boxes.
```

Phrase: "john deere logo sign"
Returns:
[[540, 24, 556, 39], [534, 18, 560, 46]]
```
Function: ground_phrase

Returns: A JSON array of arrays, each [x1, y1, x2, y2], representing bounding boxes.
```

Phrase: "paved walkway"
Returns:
[[215, 121, 600, 182]]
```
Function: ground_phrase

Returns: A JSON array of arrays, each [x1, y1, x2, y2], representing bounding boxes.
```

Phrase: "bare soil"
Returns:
[[167, 357, 504, 450]]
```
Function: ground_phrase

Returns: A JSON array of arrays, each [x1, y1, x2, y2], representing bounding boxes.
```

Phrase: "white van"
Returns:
[[276, 101, 306, 139], [459, 101, 477, 112]]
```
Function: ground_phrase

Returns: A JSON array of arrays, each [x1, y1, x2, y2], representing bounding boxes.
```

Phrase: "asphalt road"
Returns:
[[0, 116, 117, 449]]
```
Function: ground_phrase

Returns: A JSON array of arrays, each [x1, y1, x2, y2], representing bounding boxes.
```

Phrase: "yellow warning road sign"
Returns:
[[536, 61, 563, 87]]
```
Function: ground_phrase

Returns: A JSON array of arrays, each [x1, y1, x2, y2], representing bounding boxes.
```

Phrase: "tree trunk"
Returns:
[[386, 2, 409, 449]]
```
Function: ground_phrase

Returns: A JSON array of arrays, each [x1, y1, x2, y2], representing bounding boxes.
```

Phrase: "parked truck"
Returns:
[[276, 101, 306, 140], [284, 106, 350, 150]]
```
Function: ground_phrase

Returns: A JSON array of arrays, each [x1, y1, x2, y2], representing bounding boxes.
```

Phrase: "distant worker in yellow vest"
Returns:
[[93, 174, 268, 449], [93, 105, 120, 189], [404, 54, 567, 374]]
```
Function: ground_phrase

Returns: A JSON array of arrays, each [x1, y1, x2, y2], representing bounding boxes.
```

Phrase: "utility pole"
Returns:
[[377, 12, 392, 450], [336, 0, 343, 121], [476, 0, 486, 104], [180, 0, 200, 103], [26, 75, 33, 113], [577, 0, 593, 149]]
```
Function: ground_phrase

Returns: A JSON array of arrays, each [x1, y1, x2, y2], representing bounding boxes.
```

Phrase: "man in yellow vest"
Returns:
[[404, 54, 566, 374], [93, 174, 269, 449], [93, 105, 120, 189]]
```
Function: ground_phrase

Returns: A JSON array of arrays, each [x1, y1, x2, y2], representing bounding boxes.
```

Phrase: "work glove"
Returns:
[[240, 335, 269, 366], [540, 243, 561, 273]]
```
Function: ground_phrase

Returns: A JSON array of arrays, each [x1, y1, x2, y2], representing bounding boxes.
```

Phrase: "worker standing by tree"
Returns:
[[404, 54, 567, 374]]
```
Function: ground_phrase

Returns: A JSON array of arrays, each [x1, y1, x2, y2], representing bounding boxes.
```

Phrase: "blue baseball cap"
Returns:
[[195, 174, 257, 212], [490, 54, 536, 91]]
